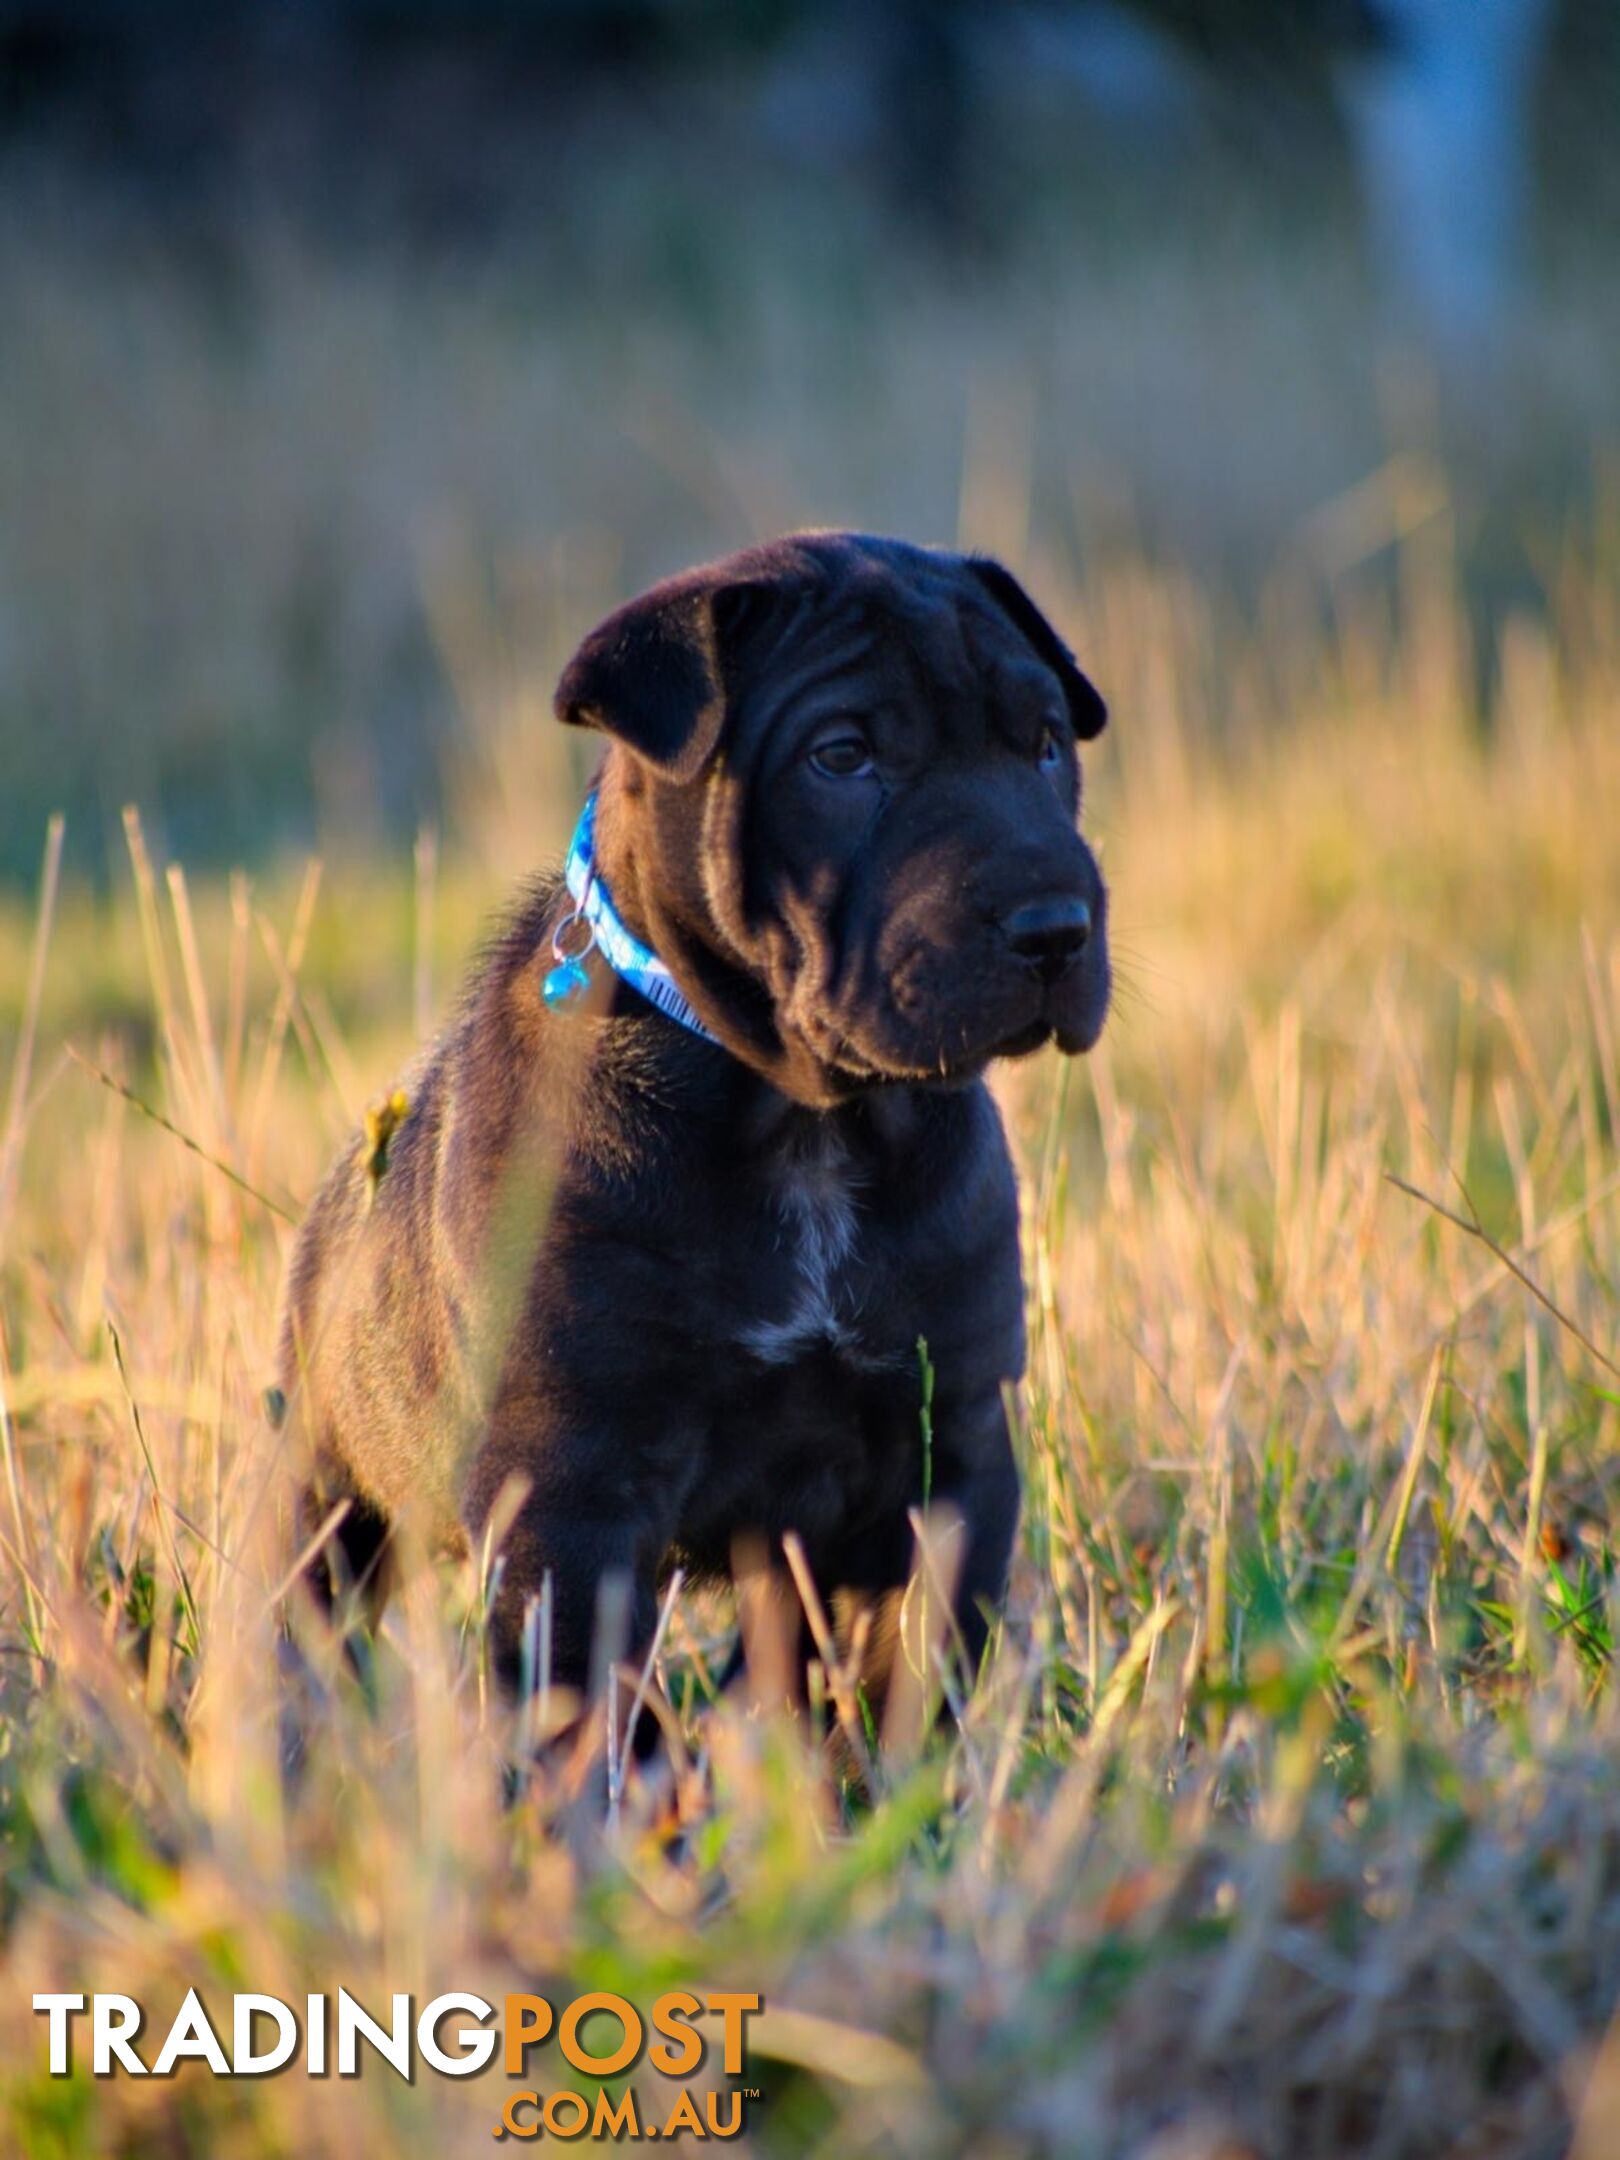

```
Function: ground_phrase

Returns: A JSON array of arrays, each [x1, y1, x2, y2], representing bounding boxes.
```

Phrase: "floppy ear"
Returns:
[[555, 574, 768, 782], [967, 557, 1108, 741]]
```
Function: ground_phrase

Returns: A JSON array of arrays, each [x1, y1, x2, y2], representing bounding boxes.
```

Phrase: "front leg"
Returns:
[[461, 1421, 670, 1743], [812, 1389, 1020, 1739], [927, 1385, 1021, 1684]]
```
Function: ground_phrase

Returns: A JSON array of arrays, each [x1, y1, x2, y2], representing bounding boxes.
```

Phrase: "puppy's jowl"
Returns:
[[274, 532, 1111, 1736]]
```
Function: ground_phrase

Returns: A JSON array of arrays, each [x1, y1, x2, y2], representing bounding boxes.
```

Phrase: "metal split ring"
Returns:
[[550, 908, 596, 965]]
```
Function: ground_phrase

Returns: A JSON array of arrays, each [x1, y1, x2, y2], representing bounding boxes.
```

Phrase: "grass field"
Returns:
[[1, 527, 1619, 2159]]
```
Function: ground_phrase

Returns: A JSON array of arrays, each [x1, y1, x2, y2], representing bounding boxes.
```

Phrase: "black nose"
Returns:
[[1003, 894, 1092, 979]]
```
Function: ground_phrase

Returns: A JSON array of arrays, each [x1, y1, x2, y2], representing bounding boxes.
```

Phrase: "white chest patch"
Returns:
[[737, 1130, 865, 1365]]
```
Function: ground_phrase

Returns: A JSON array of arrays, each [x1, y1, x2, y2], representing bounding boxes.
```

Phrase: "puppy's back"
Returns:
[[272, 876, 576, 1547]]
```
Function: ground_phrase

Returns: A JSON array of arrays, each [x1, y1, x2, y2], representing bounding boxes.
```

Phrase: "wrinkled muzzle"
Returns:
[[789, 819, 1111, 1084]]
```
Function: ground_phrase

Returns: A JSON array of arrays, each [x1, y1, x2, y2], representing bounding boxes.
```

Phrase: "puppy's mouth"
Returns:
[[826, 1011, 1085, 1088], [990, 1017, 1054, 1060], [904, 992, 1109, 1081], [1052, 1006, 1109, 1057], [803, 941, 1110, 1088], [992, 1004, 1107, 1062]]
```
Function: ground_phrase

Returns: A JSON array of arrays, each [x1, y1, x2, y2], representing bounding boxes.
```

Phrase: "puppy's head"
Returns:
[[556, 532, 1110, 1106]]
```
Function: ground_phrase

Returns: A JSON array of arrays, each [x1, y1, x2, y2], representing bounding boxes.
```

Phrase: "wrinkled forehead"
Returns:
[[725, 546, 1057, 754]]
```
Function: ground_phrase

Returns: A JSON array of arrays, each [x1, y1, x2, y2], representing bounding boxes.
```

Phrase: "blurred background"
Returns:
[[0, 0, 1615, 895]]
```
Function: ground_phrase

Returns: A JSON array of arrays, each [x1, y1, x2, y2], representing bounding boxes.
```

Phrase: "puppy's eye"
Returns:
[[809, 733, 876, 779], [1037, 720, 1066, 773]]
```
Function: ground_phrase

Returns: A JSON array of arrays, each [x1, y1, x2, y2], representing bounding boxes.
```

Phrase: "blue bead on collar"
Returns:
[[543, 792, 718, 1044]]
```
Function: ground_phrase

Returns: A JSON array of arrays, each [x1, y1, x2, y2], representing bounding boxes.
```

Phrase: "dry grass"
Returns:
[[1, 530, 1619, 2160]]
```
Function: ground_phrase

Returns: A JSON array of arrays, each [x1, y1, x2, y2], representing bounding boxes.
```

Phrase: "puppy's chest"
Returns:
[[732, 1131, 894, 1371]]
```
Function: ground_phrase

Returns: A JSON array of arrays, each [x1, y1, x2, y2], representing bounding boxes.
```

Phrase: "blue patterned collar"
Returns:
[[542, 792, 719, 1043]]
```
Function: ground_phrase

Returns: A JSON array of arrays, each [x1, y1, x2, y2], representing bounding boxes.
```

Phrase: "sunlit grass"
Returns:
[[2, 544, 1619, 2157]]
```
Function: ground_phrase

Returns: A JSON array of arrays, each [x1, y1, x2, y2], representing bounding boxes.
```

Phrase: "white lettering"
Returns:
[[152, 1988, 229, 2076], [32, 1994, 85, 2075], [417, 1993, 497, 2076], [336, 1989, 411, 2078], [93, 1996, 146, 2076], [233, 1994, 298, 2075]]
